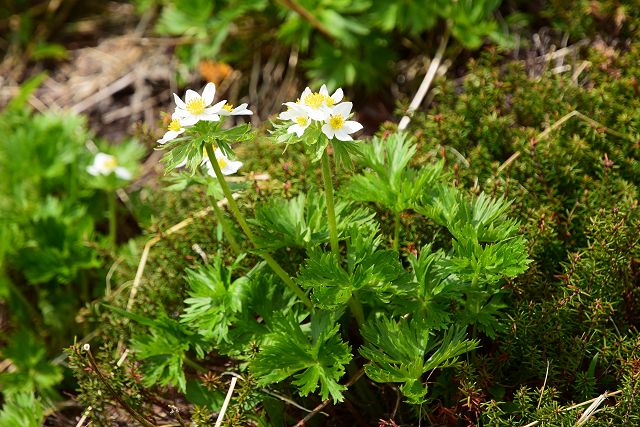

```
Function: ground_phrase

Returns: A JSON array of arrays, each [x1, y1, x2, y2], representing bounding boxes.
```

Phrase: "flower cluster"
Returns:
[[279, 85, 363, 141], [158, 82, 252, 177]]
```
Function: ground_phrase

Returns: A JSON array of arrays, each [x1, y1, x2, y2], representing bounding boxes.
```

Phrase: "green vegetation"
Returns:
[[1, 0, 640, 425]]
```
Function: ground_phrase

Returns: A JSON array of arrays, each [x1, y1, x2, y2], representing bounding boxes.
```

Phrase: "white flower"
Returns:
[[87, 153, 132, 180], [320, 102, 363, 141], [172, 82, 226, 126], [219, 103, 253, 116], [279, 102, 311, 137], [157, 118, 185, 144], [203, 147, 242, 177], [298, 87, 331, 121], [318, 84, 343, 109]]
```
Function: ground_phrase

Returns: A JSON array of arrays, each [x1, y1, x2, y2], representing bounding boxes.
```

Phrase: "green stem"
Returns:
[[208, 193, 242, 255], [205, 144, 256, 242], [393, 211, 400, 251], [261, 253, 312, 307], [321, 150, 339, 258], [205, 143, 312, 309], [348, 294, 365, 327], [108, 191, 117, 249]]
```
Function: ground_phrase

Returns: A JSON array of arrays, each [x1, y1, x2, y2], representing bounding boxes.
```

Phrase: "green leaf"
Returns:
[[297, 223, 411, 310], [251, 311, 352, 403], [344, 132, 445, 214], [360, 317, 478, 404], [0, 393, 45, 427], [0, 329, 62, 399], [252, 191, 373, 251], [180, 256, 247, 344]]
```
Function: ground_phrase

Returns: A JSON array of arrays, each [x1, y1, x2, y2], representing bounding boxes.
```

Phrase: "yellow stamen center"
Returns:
[[186, 97, 206, 115], [304, 92, 325, 109], [103, 156, 118, 169], [223, 104, 234, 112], [218, 157, 228, 169], [295, 116, 308, 126], [324, 96, 335, 107], [168, 119, 181, 132], [329, 114, 344, 130]]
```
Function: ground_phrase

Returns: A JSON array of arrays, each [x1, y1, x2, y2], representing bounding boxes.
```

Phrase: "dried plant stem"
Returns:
[[521, 389, 622, 427], [293, 369, 365, 427], [205, 144, 312, 308], [215, 376, 238, 427], [497, 110, 635, 175], [398, 29, 449, 130], [83, 344, 156, 427], [321, 150, 340, 258]]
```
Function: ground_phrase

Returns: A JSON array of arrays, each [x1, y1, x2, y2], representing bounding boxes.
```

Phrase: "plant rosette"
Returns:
[[158, 82, 253, 175]]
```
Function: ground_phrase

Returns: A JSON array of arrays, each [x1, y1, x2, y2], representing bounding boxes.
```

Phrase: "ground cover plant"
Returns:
[[2, 0, 640, 426]]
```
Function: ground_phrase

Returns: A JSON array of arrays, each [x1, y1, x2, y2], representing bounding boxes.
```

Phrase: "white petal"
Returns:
[[185, 89, 200, 103], [115, 167, 132, 180], [172, 108, 188, 119], [319, 84, 329, 97], [333, 102, 352, 117], [331, 88, 344, 103], [202, 82, 216, 105], [198, 114, 220, 122], [208, 100, 227, 113], [87, 165, 99, 176], [157, 129, 184, 144], [232, 103, 252, 115], [334, 129, 354, 141], [173, 93, 186, 109], [221, 160, 242, 175], [306, 107, 329, 121], [321, 123, 335, 140], [300, 87, 312, 99], [176, 158, 187, 168], [342, 120, 363, 134], [288, 123, 307, 137], [94, 153, 113, 165], [180, 115, 199, 126], [279, 110, 297, 120]]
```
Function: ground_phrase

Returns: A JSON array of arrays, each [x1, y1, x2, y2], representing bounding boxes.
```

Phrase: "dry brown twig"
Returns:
[[496, 110, 635, 176]]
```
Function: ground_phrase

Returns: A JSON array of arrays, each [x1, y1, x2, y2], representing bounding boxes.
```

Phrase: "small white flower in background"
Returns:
[[202, 147, 243, 177], [279, 102, 311, 137], [172, 82, 226, 126], [321, 102, 363, 141], [157, 118, 185, 144], [87, 153, 132, 180], [219, 103, 253, 116]]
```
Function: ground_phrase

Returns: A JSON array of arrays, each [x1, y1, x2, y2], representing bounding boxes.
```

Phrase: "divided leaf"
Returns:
[[181, 256, 247, 344], [251, 312, 352, 402], [297, 223, 411, 310], [344, 132, 445, 214], [252, 192, 372, 251], [360, 317, 478, 404]]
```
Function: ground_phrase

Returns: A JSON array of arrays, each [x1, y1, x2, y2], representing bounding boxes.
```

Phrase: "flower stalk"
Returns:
[[393, 211, 400, 251], [321, 150, 340, 258], [207, 193, 242, 256], [108, 191, 117, 249], [205, 143, 312, 309]]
